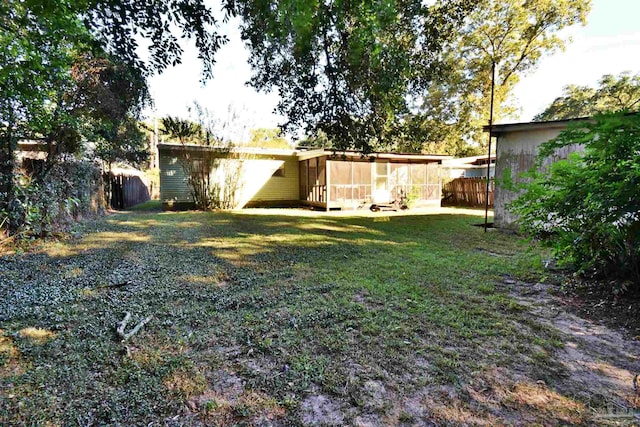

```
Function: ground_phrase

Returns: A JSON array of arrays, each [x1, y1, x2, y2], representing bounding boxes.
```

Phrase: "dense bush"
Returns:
[[509, 113, 640, 290], [1, 160, 105, 240], [179, 150, 247, 211]]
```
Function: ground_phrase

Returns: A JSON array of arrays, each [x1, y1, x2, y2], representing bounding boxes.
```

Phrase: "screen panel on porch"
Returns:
[[425, 163, 440, 200], [352, 162, 371, 203], [388, 162, 441, 202], [301, 158, 326, 203], [410, 164, 427, 200], [329, 160, 352, 203], [389, 163, 410, 199], [299, 161, 308, 201], [328, 161, 372, 207], [408, 163, 441, 201]]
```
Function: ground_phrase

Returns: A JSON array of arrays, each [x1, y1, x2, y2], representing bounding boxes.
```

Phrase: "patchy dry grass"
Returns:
[[0, 208, 638, 425]]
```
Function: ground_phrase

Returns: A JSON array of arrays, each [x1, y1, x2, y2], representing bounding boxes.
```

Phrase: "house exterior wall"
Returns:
[[441, 156, 495, 179], [159, 148, 299, 209], [159, 149, 191, 206], [241, 156, 300, 206], [495, 127, 583, 228], [443, 165, 495, 179], [463, 165, 494, 178]]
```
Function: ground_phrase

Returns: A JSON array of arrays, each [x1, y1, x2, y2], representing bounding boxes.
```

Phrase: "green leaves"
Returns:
[[510, 112, 640, 288], [1, 0, 230, 231], [160, 116, 204, 144], [237, 0, 476, 152], [244, 0, 590, 154], [85, 0, 231, 80], [405, 0, 590, 154], [535, 72, 640, 121], [247, 128, 290, 149]]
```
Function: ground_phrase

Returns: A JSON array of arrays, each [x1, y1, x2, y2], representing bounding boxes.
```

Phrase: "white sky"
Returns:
[[510, 0, 640, 122], [145, 0, 640, 135], [145, 13, 282, 141]]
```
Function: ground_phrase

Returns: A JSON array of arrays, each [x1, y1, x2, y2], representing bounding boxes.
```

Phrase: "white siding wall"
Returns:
[[159, 148, 299, 208], [159, 150, 192, 203], [495, 128, 583, 228]]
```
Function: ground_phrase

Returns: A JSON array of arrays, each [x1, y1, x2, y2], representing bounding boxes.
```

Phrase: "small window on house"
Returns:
[[272, 163, 285, 177]]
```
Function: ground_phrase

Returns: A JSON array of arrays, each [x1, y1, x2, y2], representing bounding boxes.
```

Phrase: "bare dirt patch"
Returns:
[[562, 280, 640, 338], [504, 278, 640, 423], [300, 393, 347, 426]]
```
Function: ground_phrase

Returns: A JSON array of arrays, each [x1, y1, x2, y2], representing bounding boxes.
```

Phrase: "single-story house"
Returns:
[[158, 143, 450, 210], [486, 117, 589, 229], [442, 154, 495, 179]]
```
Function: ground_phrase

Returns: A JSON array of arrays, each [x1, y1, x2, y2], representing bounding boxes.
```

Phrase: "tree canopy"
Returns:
[[245, 128, 291, 149], [238, 0, 591, 155], [237, 0, 475, 153], [534, 72, 640, 121], [1, 0, 230, 143], [1, 0, 593, 161], [0, 0, 232, 231], [83, 0, 231, 80], [400, 0, 591, 155], [160, 116, 204, 144]]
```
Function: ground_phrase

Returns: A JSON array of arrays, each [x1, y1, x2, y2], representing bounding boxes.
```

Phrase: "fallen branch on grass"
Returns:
[[116, 312, 152, 342]]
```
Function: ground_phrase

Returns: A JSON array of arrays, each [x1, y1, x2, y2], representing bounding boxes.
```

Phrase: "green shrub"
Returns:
[[401, 186, 420, 209], [0, 160, 105, 240], [509, 112, 640, 289]]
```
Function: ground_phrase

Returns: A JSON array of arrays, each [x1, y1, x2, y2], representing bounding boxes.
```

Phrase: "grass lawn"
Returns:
[[0, 208, 637, 425]]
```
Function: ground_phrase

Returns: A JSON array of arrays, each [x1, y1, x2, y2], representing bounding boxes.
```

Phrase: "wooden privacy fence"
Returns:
[[105, 173, 151, 209], [443, 177, 494, 208]]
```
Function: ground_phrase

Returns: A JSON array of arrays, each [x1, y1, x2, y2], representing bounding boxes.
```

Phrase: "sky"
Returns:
[[145, 0, 640, 137], [511, 0, 640, 122]]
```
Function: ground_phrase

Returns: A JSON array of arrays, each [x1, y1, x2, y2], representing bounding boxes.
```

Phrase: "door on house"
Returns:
[[373, 162, 391, 203]]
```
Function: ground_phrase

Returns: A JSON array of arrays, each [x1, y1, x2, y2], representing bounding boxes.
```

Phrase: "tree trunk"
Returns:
[[0, 133, 17, 232]]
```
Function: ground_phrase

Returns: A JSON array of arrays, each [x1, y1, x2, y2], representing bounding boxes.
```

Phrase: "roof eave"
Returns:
[[157, 143, 298, 156], [483, 116, 593, 136], [158, 143, 452, 161]]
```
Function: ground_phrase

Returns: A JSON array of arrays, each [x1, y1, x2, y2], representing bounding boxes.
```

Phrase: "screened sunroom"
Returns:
[[297, 151, 446, 210]]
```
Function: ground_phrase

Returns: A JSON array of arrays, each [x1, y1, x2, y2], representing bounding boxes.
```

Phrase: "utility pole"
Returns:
[[153, 95, 159, 169], [484, 61, 496, 233]]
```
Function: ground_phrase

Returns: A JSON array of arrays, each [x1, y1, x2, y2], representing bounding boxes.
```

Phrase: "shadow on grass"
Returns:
[[0, 209, 625, 425], [127, 199, 163, 212]]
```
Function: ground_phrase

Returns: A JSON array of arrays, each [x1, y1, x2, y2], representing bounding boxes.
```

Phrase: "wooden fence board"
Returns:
[[443, 177, 494, 208], [104, 173, 151, 209]]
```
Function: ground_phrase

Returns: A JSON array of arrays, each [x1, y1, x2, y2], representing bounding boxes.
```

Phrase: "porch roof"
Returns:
[[158, 143, 451, 162], [296, 148, 451, 162]]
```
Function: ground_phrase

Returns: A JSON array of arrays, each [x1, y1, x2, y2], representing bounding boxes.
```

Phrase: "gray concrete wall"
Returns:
[[494, 127, 583, 229]]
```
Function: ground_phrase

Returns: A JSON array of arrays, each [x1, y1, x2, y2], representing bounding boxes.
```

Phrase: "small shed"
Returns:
[[486, 117, 588, 228]]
